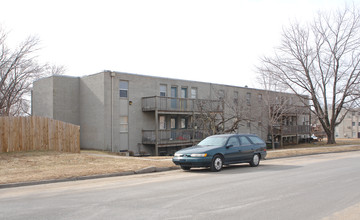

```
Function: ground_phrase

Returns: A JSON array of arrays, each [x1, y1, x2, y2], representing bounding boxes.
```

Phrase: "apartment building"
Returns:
[[32, 71, 311, 155], [335, 109, 360, 138]]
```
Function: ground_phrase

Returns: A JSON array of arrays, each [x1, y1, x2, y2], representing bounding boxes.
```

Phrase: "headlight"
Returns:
[[174, 153, 183, 157], [190, 153, 207, 157]]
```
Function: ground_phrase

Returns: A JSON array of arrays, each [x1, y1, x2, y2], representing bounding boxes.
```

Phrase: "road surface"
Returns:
[[1, 151, 360, 220]]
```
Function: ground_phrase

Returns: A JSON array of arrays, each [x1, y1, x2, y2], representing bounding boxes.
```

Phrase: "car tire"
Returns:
[[210, 155, 223, 172], [249, 154, 260, 167], [181, 166, 191, 171]]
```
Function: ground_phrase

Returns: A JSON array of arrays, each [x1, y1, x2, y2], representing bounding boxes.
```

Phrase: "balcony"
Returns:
[[142, 129, 211, 147], [270, 105, 310, 116], [271, 125, 311, 136], [142, 96, 223, 113]]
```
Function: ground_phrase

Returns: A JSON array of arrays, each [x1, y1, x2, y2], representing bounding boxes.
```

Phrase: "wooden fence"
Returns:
[[0, 116, 80, 153]]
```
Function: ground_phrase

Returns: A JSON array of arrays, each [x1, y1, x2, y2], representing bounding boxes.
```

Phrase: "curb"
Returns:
[[0, 167, 179, 189]]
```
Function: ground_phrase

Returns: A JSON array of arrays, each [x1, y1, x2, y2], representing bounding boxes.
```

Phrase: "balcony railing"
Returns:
[[270, 105, 310, 115], [142, 96, 223, 113], [142, 129, 212, 145], [271, 125, 310, 136]]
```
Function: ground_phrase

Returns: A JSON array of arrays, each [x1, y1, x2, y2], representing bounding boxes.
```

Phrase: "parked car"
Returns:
[[311, 134, 318, 142], [172, 134, 267, 172]]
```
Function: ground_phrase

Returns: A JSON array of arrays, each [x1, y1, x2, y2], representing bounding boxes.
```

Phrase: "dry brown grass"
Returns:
[[1, 138, 359, 185], [0, 151, 175, 184]]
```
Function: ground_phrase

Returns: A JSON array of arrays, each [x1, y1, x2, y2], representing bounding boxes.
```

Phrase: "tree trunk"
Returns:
[[326, 130, 336, 144]]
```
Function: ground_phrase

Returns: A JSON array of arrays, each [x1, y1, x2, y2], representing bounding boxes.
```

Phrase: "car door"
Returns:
[[238, 136, 255, 161], [223, 136, 241, 163]]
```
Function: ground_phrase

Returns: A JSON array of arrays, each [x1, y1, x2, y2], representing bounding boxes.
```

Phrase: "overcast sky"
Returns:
[[1, 0, 357, 88]]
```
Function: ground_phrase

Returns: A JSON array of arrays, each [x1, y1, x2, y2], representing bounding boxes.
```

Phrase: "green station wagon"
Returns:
[[172, 134, 267, 172]]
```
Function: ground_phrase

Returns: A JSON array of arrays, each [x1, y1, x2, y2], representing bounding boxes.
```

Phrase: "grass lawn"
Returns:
[[0, 151, 175, 184], [1, 138, 359, 185]]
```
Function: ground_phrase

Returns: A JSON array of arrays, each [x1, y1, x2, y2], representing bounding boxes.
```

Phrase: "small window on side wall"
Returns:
[[120, 80, 128, 98], [160, 85, 167, 97]]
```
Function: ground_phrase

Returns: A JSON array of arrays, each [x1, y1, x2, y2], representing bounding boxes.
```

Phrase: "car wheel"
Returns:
[[249, 154, 260, 167], [210, 155, 223, 172], [181, 166, 191, 171]]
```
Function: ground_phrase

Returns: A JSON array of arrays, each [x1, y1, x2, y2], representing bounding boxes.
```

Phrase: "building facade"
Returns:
[[335, 109, 360, 139], [32, 71, 311, 155]]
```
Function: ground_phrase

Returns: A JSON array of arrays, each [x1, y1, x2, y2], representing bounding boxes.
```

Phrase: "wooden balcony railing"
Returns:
[[270, 125, 311, 136], [142, 129, 212, 145]]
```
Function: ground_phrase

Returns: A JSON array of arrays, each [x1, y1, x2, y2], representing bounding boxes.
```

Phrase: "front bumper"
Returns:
[[172, 156, 212, 167]]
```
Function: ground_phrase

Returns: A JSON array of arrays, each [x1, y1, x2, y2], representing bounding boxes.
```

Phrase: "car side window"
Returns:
[[239, 136, 252, 146], [227, 137, 240, 147], [248, 136, 265, 144]]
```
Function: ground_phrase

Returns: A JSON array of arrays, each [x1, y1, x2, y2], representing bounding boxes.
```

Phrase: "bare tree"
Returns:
[[258, 5, 360, 144], [0, 27, 65, 116], [195, 89, 253, 135], [257, 70, 293, 149]]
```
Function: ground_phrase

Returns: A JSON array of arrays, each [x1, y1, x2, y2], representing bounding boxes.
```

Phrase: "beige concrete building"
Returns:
[[335, 109, 360, 138], [32, 71, 311, 155]]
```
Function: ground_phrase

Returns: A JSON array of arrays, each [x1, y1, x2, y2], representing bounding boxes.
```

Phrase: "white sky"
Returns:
[[1, 0, 357, 88]]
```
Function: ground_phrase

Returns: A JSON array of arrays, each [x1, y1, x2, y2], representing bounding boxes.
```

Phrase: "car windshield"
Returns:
[[198, 136, 228, 146]]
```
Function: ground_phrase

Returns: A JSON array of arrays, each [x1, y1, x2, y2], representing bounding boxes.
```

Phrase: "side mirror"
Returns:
[[226, 144, 233, 149]]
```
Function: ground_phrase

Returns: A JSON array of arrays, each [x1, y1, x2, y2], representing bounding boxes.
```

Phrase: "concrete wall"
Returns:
[[32, 77, 54, 118], [80, 73, 105, 150], [52, 76, 80, 125]]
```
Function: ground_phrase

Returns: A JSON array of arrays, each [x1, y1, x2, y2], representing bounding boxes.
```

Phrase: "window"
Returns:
[[160, 85, 167, 97], [247, 121, 251, 128], [171, 118, 176, 129], [248, 136, 265, 144], [120, 116, 128, 132], [239, 136, 251, 145], [246, 93, 251, 105], [159, 116, 166, 129], [119, 81, 128, 98], [181, 88, 187, 98], [227, 137, 240, 147], [171, 87, 177, 109], [234, 91, 239, 104], [352, 122, 356, 126], [275, 96, 279, 104], [191, 88, 197, 99], [358, 122, 360, 126], [180, 118, 187, 129], [258, 94, 262, 102], [218, 90, 225, 99]]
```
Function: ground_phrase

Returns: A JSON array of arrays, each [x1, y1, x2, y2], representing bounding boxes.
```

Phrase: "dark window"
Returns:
[[234, 91, 239, 104], [227, 137, 240, 147], [239, 136, 251, 145], [119, 81, 128, 98], [160, 85, 167, 97], [248, 136, 265, 144], [246, 93, 251, 105]]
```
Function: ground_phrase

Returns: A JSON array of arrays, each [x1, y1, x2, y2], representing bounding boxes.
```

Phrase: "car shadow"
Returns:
[[187, 163, 301, 174]]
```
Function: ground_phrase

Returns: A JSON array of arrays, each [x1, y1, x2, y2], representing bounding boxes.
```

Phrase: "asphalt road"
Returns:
[[1, 151, 360, 220]]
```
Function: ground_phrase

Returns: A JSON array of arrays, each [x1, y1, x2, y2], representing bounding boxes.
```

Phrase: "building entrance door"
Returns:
[[171, 87, 177, 109]]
